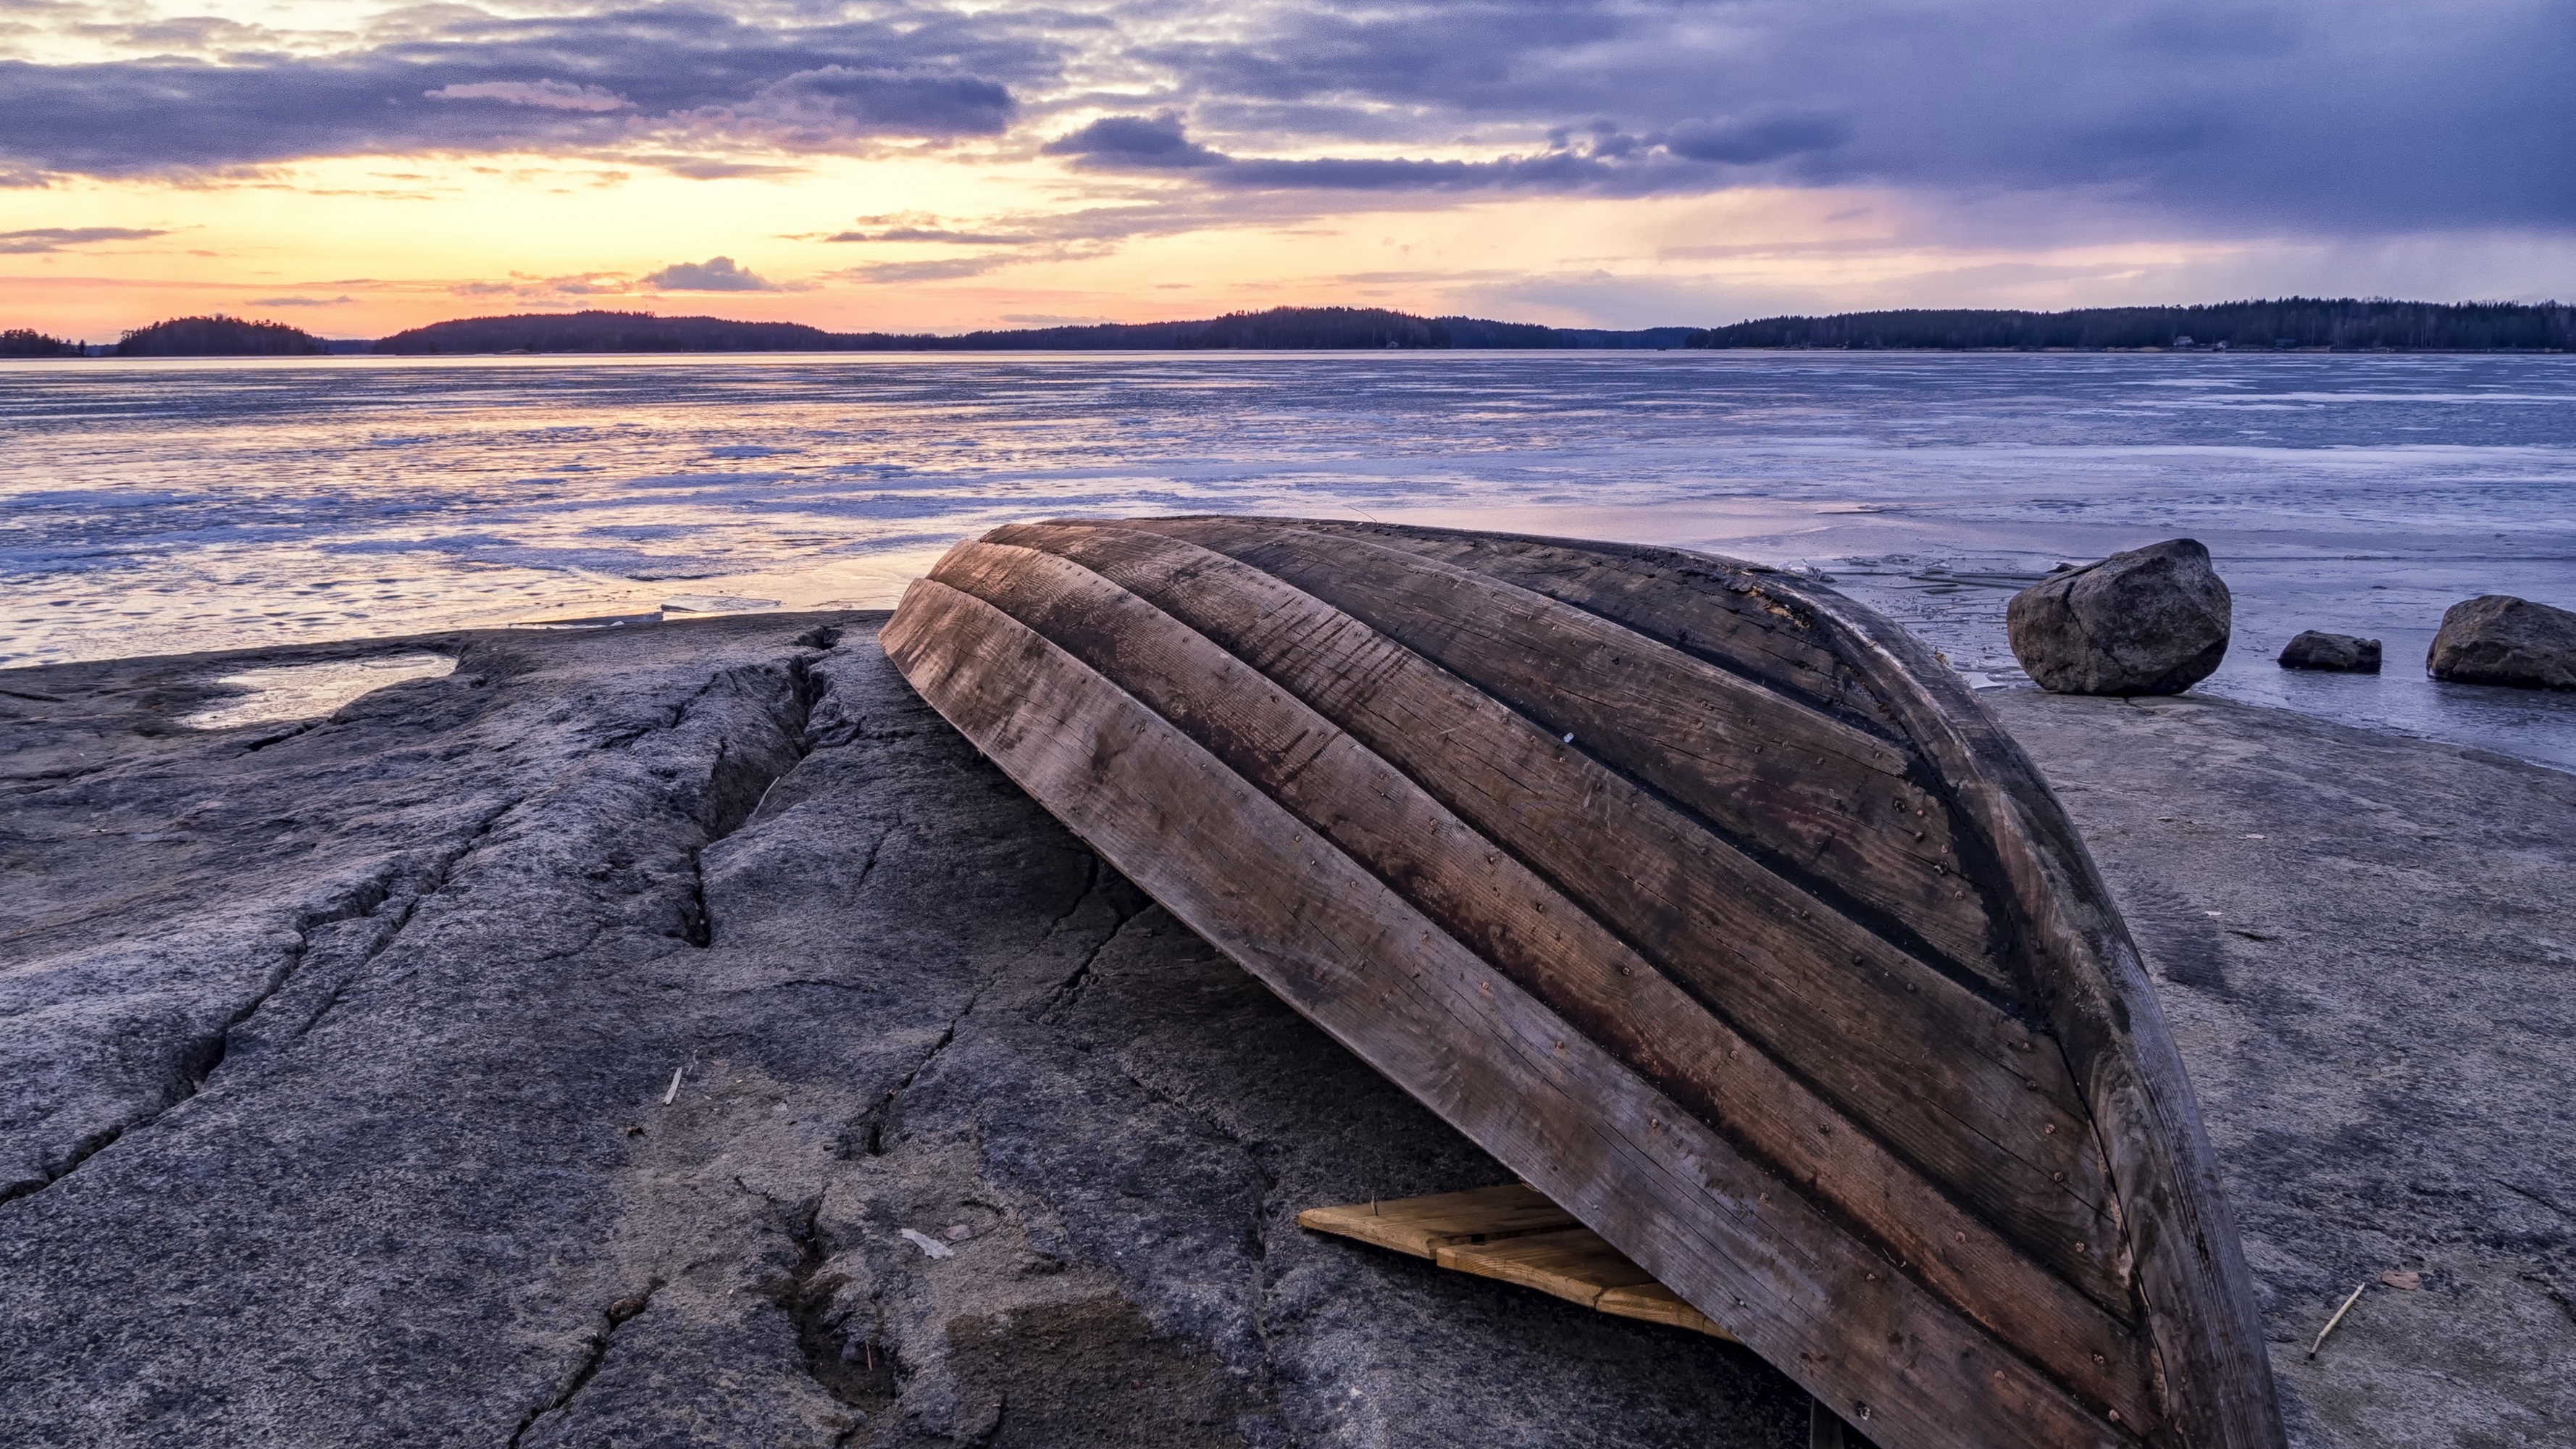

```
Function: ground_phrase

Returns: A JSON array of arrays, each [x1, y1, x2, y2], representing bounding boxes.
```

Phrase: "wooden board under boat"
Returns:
[[883, 517, 2286, 1449], [1297, 1184, 1736, 1341]]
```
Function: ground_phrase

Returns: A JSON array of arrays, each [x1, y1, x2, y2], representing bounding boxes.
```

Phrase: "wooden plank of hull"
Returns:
[[1265, 522, 1899, 732], [881, 579, 2140, 1449], [930, 535, 2159, 1425], [1789, 569, 2286, 1449], [1201, 518, 2280, 1449], [979, 524, 2132, 1311], [1292, 522, 2283, 1449], [1373, 522, 2283, 1447], [1117, 517, 2009, 994], [1304, 518, 2282, 1449]]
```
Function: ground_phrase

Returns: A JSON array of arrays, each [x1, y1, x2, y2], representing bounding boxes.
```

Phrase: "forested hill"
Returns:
[[1, 328, 79, 356], [1686, 298, 2575, 351], [370, 306, 1699, 354], [116, 314, 325, 356], [372, 312, 851, 354]]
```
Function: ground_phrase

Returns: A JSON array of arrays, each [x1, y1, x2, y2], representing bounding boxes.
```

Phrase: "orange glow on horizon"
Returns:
[[9, 149, 2569, 343]]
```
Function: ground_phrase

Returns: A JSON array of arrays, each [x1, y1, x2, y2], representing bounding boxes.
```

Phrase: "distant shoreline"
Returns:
[[10, 297, 2569, 359], [14, 343, 2572, 361]]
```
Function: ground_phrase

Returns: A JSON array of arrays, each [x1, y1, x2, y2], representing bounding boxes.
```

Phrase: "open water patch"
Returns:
[[182, 652, 457, 730]]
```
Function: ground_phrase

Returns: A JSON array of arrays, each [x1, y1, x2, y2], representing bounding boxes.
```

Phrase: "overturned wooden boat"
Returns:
[[883, 517, 2285, 1449]]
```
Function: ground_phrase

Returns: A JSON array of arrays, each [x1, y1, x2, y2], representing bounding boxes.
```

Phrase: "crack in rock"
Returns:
[[1, 796, 523, 1209], [293, 796, 527, 1040], [1042, 893, 1146, 1022], [753, 1193, 899, 1427], [669, 655, 833, 951], [864, 861, 1122, 1157], [863, 1016, 966, 1160], [504, 1280, 664, 1448]]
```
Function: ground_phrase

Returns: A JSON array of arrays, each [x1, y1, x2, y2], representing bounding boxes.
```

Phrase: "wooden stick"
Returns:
[[663, 1066, 685, 1106], [2307, 1282, 2367, 1358]]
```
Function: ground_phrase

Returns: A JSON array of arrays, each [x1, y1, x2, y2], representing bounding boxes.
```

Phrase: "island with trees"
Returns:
[[370, 305, 1702, 354], [114, 315, 326, 356], [1, 328, 80, 356]]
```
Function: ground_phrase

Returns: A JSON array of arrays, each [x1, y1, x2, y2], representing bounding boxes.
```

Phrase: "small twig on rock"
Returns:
[[2309, 1282, 2368, 1358], [664, 1066, 685, 1105]]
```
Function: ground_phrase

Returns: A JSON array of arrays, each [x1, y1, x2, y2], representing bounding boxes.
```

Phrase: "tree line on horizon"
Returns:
[[1686, 298, 2576, 351], [8, 299, 2569, 357], [364, 306, 1702, 354], [2, 327, 84, 356], [4, 314, 329, 357]]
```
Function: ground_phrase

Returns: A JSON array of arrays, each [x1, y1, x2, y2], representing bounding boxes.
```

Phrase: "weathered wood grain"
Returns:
[[1300, 522, 2283, 1448], [1302, 1188, 1739, 1340], [881, 578, 2138, 1449], [982, 523, 2133, 1313], [1436, 1227, 1661, 1304], [1294, 1185, 1579, 1258], [932, 534, 2157, 1420], [1274, 520, 1897, 732], [1598, 1280, 1731, 1338], [1119, 517, 2009, 995], [1791, 582, 2286, 1449]]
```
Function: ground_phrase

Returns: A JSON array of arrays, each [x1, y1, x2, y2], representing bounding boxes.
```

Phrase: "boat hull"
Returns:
[[884, 517, 2284, 1449]]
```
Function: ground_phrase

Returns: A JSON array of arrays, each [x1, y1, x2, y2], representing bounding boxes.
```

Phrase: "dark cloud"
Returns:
[[641, 256, 776, 292], [427, 79, 632, 112], [1039, 114, 1788, 196], [1120, 0, 2576, 230], [1663, 114, 1852, 167], [1134, 1, 1631, 117], [1043, 112, 1225, 169], [0, 5, 1053, 176], [0, 225, 167, 252], [1, 0, 2568, 238], [740, 66, 1013, 146]]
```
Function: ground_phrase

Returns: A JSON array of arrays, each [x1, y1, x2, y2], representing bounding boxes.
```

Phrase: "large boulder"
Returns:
[[2006, 538, 2232, 696], [2278, 630, 2382, 673], [2427, 595, 2576, 689]]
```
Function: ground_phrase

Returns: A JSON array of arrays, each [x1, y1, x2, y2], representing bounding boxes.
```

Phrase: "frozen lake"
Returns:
[[4, 349, 2570, 767]]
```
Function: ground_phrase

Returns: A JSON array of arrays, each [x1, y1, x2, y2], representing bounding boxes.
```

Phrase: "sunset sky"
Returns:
[[4, 0, 2571, 341]]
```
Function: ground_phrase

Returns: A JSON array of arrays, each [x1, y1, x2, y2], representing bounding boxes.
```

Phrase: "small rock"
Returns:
[[2380, 1270, 2422, 1291], [606, 1295, 651, 1324], [2278, 631, 2382, 673], [2005, 539, 2232, 696], [943, 1224, 973, 1242], [2427, 595, 2576, 689]]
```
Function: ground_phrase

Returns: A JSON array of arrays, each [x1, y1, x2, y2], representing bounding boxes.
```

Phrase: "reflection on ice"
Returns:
[[6, 350, 2570, 769]]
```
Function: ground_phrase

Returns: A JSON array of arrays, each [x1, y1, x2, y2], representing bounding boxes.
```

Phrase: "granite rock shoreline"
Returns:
[[1, 613, 2568, 1448]]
